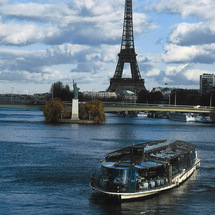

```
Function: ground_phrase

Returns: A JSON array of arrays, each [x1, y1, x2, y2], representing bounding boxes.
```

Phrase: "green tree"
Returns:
[[51, 81, 63, 98], [148, 91, 163, 103], [43, 98, 68, 123], [138, 90, 164, 104], [137, 90, 149, 103], [50, 81, 73, 101], [79, 100, 106, 123], [170, 89, 199, 105], [200, 93, 215, 106]]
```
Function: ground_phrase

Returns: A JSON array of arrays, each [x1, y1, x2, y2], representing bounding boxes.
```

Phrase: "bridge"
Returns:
[[103, 103, 215, 114], [0, 102, 214, 114]]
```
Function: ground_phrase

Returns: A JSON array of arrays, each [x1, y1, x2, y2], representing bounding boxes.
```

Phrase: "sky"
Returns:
[[1, 0, 215, 94]]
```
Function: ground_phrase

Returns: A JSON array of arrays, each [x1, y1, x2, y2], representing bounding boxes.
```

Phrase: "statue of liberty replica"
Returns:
[[71, 79, 80, 120]]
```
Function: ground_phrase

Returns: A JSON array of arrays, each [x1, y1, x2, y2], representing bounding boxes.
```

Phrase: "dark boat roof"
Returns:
[[104, 140, 196, 168]]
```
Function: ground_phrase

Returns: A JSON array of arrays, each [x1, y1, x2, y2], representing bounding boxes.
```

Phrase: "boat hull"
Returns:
[[90, 159, 200, 201]]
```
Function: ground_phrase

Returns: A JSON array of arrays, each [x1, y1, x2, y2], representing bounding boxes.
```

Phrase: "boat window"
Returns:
[[113, 169, 129, 185], [101, 166, 111, 177], [171, 151, 196, 176], [137, 166, 167, 181]]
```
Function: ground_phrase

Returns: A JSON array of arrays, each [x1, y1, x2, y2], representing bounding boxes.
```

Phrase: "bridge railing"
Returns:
[[103, 102, 215, 110]]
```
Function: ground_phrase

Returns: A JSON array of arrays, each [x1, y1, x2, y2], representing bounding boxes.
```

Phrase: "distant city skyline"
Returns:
[[1, 0, 215, 95]]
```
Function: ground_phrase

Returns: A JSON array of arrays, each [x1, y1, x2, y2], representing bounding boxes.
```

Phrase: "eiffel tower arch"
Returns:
[[107, 0, 146, 94]]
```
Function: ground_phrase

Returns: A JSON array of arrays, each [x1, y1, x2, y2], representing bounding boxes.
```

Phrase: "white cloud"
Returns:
[[0, 0, 156, 47], [145, 68, 161, 76], [71, 61, 105, 74], [169, 22, 215, 46], [145, 0, 215, 21], [72, 0, 116, 16], [0, 42, 117, 88], [163, 43, 215, 64], [0, 1, 122, 46], [0, 2, 72, 24], [184, 69, 207, 82], [0, 19, 58, 46], [145, 0, 215, 67], [0, 66, 64, 84], [134, 12, 158, 37], [0, 0, 7, 5], [46, 43, 90, 63]]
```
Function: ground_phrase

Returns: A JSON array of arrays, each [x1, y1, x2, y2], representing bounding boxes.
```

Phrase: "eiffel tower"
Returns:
[[107, 0, 146, 94]]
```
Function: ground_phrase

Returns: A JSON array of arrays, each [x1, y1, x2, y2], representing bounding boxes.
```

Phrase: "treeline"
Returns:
[[138, 89, 214, 106], [50, 81, 121, 102], [169, 89, 214, 106], [50, 81, 214, 106], [137, 91, 163, 104]]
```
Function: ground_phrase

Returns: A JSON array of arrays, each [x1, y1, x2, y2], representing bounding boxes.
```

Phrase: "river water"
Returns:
[[0, 108, 214, 215]]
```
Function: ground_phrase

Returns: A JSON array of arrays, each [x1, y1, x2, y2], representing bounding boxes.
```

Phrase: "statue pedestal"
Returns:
[[71, 99, 79, 120]]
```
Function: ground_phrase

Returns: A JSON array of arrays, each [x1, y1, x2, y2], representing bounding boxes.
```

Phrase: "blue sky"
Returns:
[[0, 0, 215, 94]]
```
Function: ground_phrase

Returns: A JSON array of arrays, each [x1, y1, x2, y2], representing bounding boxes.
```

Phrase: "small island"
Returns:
[[43, 81, 106, 124]]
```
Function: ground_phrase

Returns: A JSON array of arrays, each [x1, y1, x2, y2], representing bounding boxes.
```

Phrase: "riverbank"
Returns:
[[58, 119, 96, 124]]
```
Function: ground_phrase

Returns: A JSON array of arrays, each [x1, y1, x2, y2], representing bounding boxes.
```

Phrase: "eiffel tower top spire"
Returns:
[[107, 0, 146, 93], [121, 0, 135, 51]]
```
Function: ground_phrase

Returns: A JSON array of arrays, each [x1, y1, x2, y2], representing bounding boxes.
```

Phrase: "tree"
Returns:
[[51, 81, 63, 98], [138, 90, 149, 103], [43, 98, 68, 123], [170, 89, 199, 105], [50, 81, 73, 101], [138, 90, 164, 104], [148, 91, 163, 103], [79, 100, 106, 123], [200, 93, 215, 106]]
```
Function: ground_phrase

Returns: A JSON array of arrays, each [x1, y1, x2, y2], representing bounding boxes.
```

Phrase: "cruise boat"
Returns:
[[169, 112, 212, 123], [90, 140, 200, 201], [137, 111, 148, 118], [187, 114, 212, 123]]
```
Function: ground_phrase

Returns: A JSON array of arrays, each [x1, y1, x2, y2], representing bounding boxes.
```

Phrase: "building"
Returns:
[[152, 87, 173, 99], [82, 91, 117, 99], [200, 73, 215, 94]]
